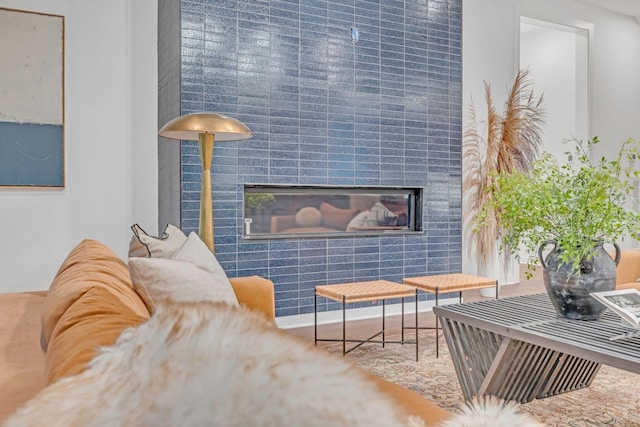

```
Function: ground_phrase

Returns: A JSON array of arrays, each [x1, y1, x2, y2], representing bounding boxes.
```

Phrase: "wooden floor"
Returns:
[[287, 265, 546, 344]]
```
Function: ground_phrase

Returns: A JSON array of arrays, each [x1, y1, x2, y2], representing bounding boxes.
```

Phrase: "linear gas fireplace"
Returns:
[[243, 184, 423, 239]]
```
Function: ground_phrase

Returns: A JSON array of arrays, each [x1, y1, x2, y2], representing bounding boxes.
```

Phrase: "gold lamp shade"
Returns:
[[158, 112, 253, 252], [158, 112, 253, 141]]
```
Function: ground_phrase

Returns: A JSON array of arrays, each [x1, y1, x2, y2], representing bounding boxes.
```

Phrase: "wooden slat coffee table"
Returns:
[[434, 293, 640, 403], [314, 280, 419, 360], [403, 273, 498, 357]]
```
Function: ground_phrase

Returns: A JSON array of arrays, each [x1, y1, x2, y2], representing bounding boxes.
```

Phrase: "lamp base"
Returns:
[[199, 133, 214, 252]]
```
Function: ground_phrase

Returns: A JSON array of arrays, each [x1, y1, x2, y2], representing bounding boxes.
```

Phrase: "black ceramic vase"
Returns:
[[538, 240, 620, 320]]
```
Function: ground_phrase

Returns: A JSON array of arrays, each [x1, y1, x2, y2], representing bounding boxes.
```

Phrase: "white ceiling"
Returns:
[[574, 0, 640, 20]]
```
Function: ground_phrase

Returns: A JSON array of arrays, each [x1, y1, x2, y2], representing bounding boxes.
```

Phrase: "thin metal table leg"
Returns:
[[342, 295, 346, 356], [496, 280, 499, 299], [314, 291, 318, 347], [435, 289, 439, 358], [415, 289, 419, 361], [382, 298, 386, 348], [401, 296, 405, 343]]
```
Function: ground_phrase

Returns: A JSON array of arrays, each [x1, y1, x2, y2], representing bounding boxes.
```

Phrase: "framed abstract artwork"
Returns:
[[0, 8, 64, 188]]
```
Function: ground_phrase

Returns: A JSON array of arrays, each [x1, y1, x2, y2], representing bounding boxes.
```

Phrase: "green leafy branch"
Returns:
[[477, 137, 640, 278]]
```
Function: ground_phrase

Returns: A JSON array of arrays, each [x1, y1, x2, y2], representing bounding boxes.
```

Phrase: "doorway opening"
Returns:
[[519, 17, 589, 164]]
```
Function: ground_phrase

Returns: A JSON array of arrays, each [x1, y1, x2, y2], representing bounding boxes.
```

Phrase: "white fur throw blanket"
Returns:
[[5, 301, 423, 427]]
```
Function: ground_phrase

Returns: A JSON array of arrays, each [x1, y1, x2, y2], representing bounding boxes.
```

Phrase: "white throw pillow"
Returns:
[[171, 232, 237, 303], [346, 210, 370, 230], [369, 202, 398, 226], [346, 203, 398, 230], [128, 224, 187, 258], [129, 238, 239, 312]]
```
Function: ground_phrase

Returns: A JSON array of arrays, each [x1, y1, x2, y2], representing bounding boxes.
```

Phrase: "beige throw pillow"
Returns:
[[369, 202, 398, 226], [128, 233, 238, 312], [346, 210, 370, 231], [129, 258, 238, 311], [171, 232, 236, 300], [346, 203, 398, 230], [128, 224, 187, 258]]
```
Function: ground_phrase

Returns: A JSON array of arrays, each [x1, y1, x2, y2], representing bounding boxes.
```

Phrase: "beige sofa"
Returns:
[[0, 239, 451, 425]]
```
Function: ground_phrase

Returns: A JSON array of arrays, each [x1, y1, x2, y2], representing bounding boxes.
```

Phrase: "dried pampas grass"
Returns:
[[463, 69, 545, 263]]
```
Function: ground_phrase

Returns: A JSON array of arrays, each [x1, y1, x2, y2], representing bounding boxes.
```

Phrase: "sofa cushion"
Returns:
[[0, 292, 47, 422], [41, 239, 150, 351], [128, 223, 187, 258], [45, 286, 149, 384]]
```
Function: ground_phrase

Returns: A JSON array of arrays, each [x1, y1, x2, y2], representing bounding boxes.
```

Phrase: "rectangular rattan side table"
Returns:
[[402, 273, 498, 357], [314, 280, 419, 360]]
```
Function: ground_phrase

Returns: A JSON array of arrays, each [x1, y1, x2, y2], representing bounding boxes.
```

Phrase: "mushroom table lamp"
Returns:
[[158, 112, 253, 252]]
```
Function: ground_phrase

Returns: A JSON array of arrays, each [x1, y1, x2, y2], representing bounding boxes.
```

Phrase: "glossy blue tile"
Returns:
[[179, 0, 462, 314]]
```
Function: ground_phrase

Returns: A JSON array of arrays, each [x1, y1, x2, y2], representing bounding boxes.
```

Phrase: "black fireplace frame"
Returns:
[[243, 184, 423, 239]]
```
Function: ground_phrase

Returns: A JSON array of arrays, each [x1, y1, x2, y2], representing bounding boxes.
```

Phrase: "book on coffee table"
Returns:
[[591, 289, 640, 340]]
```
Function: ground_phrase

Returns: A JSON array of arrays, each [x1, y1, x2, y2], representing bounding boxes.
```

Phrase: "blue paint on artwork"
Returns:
[[0, 121, 64, 187]]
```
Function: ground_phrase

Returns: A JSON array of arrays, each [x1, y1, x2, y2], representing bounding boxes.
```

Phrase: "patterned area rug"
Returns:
[[322, 330, 640, 426]]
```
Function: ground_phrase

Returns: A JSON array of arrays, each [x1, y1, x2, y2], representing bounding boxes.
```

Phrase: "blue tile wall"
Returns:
[[178, 0, 462, 317]]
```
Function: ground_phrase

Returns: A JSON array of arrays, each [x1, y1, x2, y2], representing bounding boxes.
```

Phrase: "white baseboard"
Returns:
[[276, 296, 460, 329]]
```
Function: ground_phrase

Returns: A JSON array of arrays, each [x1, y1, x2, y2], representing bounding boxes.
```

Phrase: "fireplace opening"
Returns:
[[243, 184, 423, 239]]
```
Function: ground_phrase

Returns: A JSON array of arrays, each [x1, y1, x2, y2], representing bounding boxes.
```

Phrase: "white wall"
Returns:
[[462, 0, 640, 274], [2, 0, 637, 292], [0, 0, 158, 293]]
